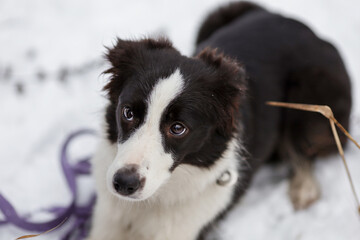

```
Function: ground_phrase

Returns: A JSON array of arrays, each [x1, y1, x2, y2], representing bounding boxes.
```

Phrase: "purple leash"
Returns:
[[0, 129, 96, 239]]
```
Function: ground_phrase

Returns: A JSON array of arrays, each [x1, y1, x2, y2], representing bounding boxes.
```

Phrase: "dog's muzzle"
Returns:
[[112, 164, 143, 196]]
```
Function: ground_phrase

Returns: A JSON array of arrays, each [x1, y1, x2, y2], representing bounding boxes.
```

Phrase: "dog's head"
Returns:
[[103, 38, 246, 201]]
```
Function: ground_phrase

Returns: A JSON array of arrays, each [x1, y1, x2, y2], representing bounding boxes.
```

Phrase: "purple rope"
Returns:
[[0, 129, 96, 239]]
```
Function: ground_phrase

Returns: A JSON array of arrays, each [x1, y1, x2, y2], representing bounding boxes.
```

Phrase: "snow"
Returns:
[[0, 0, 359, 239]]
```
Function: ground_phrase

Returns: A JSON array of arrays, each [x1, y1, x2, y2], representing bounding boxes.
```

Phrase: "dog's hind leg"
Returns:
[[280, 64, 351, 210], [281, 136, 321, 210]]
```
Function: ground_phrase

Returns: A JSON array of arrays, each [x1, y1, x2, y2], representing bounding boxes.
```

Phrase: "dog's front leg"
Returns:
[[86, 195, 125, 240]]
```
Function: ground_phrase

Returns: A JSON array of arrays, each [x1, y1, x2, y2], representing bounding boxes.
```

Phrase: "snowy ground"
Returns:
[[0, 0, 359, 239]]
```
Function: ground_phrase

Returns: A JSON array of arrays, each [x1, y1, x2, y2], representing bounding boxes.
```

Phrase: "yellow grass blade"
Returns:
[[15, 218, 68, 240], [267, 101, 360, 214]]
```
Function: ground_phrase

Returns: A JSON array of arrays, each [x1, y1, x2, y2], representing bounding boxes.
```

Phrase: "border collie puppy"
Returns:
[[87, 2, 351, 240]]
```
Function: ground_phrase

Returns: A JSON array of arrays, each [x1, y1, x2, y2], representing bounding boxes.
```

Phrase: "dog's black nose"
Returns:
[[113, 165, 141, 196]]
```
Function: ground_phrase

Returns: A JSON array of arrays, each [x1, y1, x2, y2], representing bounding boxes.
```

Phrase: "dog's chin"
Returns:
[[113, 193, 149, 202]]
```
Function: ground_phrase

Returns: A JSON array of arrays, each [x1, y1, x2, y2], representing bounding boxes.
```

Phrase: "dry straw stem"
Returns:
[[15, 218, 67, 239], [267, 101, 360, 214]]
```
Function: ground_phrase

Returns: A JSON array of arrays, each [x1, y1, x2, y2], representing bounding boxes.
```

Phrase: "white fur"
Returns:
[[89, 138, 240, 240], [88, 69, 243, 240], [106, 69, 185, 200]]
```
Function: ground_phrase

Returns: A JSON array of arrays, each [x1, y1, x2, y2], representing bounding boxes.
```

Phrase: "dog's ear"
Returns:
[[103, 37, 177, 103], [196, 47, 245, 82], [196, 47, 247, 135]]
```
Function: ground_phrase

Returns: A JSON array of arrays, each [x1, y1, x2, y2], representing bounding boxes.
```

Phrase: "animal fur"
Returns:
[[87, 2, 351, 239]]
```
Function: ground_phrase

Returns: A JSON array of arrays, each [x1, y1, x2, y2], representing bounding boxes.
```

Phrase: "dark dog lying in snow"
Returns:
[[87, 2, 351, 239]]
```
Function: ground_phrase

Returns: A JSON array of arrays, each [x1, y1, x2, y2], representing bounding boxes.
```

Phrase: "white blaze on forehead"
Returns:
[[107, 69, 185, 200], [145, 69, 185, 125]]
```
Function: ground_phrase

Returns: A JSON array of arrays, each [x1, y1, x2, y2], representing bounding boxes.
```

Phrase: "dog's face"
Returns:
[[103, 38, 245, 201]]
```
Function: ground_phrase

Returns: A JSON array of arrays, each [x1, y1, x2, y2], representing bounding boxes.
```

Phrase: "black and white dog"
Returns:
[[87, 2, 351, 240]]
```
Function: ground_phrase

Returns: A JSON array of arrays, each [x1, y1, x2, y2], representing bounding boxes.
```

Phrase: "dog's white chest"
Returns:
[[88, 138, 241, 240], [97, 183, 235, 240]]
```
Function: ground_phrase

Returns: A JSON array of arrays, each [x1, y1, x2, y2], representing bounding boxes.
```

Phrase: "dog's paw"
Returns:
[[289, 174, 321, 210]]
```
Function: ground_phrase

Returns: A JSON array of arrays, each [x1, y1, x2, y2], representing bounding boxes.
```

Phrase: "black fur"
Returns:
[[104, 38, 181, 143], [195, 1, 351, 239], [103, 1, 351, 239], [196, 1, 262, 45]]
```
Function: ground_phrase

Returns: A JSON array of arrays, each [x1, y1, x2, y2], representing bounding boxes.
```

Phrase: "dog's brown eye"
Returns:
[[170, 122, 187, 136], [123, 107, 134, 121]]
